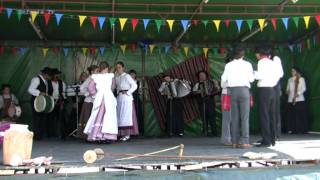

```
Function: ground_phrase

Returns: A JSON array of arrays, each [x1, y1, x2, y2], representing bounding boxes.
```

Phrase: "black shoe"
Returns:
[[255, 143, 271, 147]]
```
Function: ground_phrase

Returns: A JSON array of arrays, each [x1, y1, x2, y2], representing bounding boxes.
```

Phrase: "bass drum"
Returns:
[[176, 79, 191, 98], [34, 95, 55, 113]]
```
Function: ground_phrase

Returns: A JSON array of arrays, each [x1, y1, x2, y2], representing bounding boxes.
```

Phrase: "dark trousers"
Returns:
[[31, 104, 47, 140], [198, 96, 216, 136], [166, 98, 184, 136], [274, 82, 282, 138], [258, 87, 276, 145], [287, 101, 307, 134], [48, 103, 66, 138], [134, 97, 144, 135]]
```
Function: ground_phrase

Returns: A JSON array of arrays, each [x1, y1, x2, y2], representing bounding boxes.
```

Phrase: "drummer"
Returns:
[[28, 67, 52, 140], [47, 68, 67, 139], [0, 84, 20, 121]]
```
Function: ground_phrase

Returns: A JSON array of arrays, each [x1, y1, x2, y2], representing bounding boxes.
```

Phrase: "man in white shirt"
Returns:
[[47, 68, 67, 139], [254, 46, 281, 147], [272, 51, 284, 139], [221, 45, 255, 148], [27, 67, 52, 140]]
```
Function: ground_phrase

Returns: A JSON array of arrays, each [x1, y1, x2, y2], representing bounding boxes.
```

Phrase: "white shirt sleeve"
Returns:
[[248, 63, 255, 83], [221, 64, 228, 84], [297, 77, 306, 96], [126, 74, 138, 94], [158, 82, 166, 93], [192, 83, 199, 92], [274, 56, 284, 79], [28, 77, 41, 96], [62, 82, 67, 99]]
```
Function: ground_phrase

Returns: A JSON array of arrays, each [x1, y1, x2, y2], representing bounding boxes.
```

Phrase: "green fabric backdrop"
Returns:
[[1, 46, 319, 136]]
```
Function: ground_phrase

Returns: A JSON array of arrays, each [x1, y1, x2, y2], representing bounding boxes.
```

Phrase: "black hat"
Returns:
[[41, 67, 52, 75], [51, 68, 62, 75]]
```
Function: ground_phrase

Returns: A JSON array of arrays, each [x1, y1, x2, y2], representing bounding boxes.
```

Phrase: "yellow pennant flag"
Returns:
[[203, 48, 209, 57], [303, 16, 310, 29], [79, 15, 87, 27], [258, 19, 266, 31], [120, 45, 127, 54], [119, 18, 128, 31], [82, 48, 88, 55], [149, 44, 156, 54], [166, 20, 175, 32], [30, 11, 39, 23], [42, 48, 49, 57], [213, 20, 221, 32], [183, 47, 189, 56]]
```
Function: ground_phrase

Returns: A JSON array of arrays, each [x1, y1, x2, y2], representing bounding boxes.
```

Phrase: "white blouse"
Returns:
[[115, 73, 137, 95], [80, 77, 94, 103], [286, 77, 306, 103]]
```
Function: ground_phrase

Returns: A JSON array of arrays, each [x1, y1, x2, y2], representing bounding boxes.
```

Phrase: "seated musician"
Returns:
[[192, 70, 220, 136], [158, 74, 184, 137], [0, 84, 20, 144]]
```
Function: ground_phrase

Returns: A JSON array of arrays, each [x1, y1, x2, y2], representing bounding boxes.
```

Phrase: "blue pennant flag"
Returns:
[[99, 47, 105, 55], [164, 45, 171, 54], [288, 44, 294, 52], [63, 48, 69, 56], [282, 17, 289, 30], [6, 8, 13, 19], [143, 44, 148, 53], [98, 17, 106, 30], [180, 20, 189, 31], [19, 48, 28, 55], [55, 13, 63, 25], [235, 20, 243, 32], [143, 19, 150, 30]]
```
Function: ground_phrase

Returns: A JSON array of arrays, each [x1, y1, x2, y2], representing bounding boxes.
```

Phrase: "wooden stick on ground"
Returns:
[[115, 144, 184, 161]]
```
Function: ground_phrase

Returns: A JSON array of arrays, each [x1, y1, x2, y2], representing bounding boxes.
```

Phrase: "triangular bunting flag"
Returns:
[[149, 44, 156, 54], [120, 45, 127, 54], [131, 43, 137, 52], [99, 47, 105, 55], [235, 20, 243, 32], [203, 48, 209, 57], [0, 6, 4, 13], [315, 15, 320, 26], [90, 16, 97, 29], [30, 11, 39, 23], [192, 20, 199, 26], [44, 12, 51, 26], [292, 17, 299, 28], [109, 17, 116, 27], [164, 45, 171, 54], [63, 48, 69, 56], [143, 19, 150, 30], [183, 47, 189, 56], [213, 20, 221, 32], [246, 19, 254, 31], [19, 48, 28, 55], [97, 17, 106, 29], [16, 10, 23, 21], [55, 13, 63, 25], [79, 15, 87, 27], [143, 44, 148, 53], [119, 18, 128, 31], [303, 16, 310, 29], [89, 47, 97, 55], [6, 8, 13, 19], [282, 17, 289, 30], [52, 48, 60, 55], [166, 19, 175, 32], [288, 44, 294, 52], [82, 48, 88, 55], [271, 18, 277, 30], [202, 20, 209, 28], [11, 47, 17, 55], [155, 19, 163, 33], [42, 48, 49, 57], [224, 19, 231, 28], [0, 46, 4, 56], [258, 19, 266, 31], [181, 20, 189, 31], [131, 18, 139, 32]]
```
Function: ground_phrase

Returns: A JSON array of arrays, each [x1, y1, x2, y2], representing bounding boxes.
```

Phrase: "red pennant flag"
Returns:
[[271, 18, 277, 30], [44, 12, 51, 26], [131, 18, 139, 32], [0, 46, 4, 55], [90, 16, 97, 29], [315, 15, 320, 26], [0, 6, 4, 13], [224, 19, 231, 28], [11, 47, 17, 55], [52, 48, 60, 55], [89, 47, 97, 55], [219, 47, 226, 55], [131, 43, 137, 52], [192, 20, 199, 26]]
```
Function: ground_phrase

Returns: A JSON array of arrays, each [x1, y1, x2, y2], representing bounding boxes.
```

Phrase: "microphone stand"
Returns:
[[68, 86, 80, 137]]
